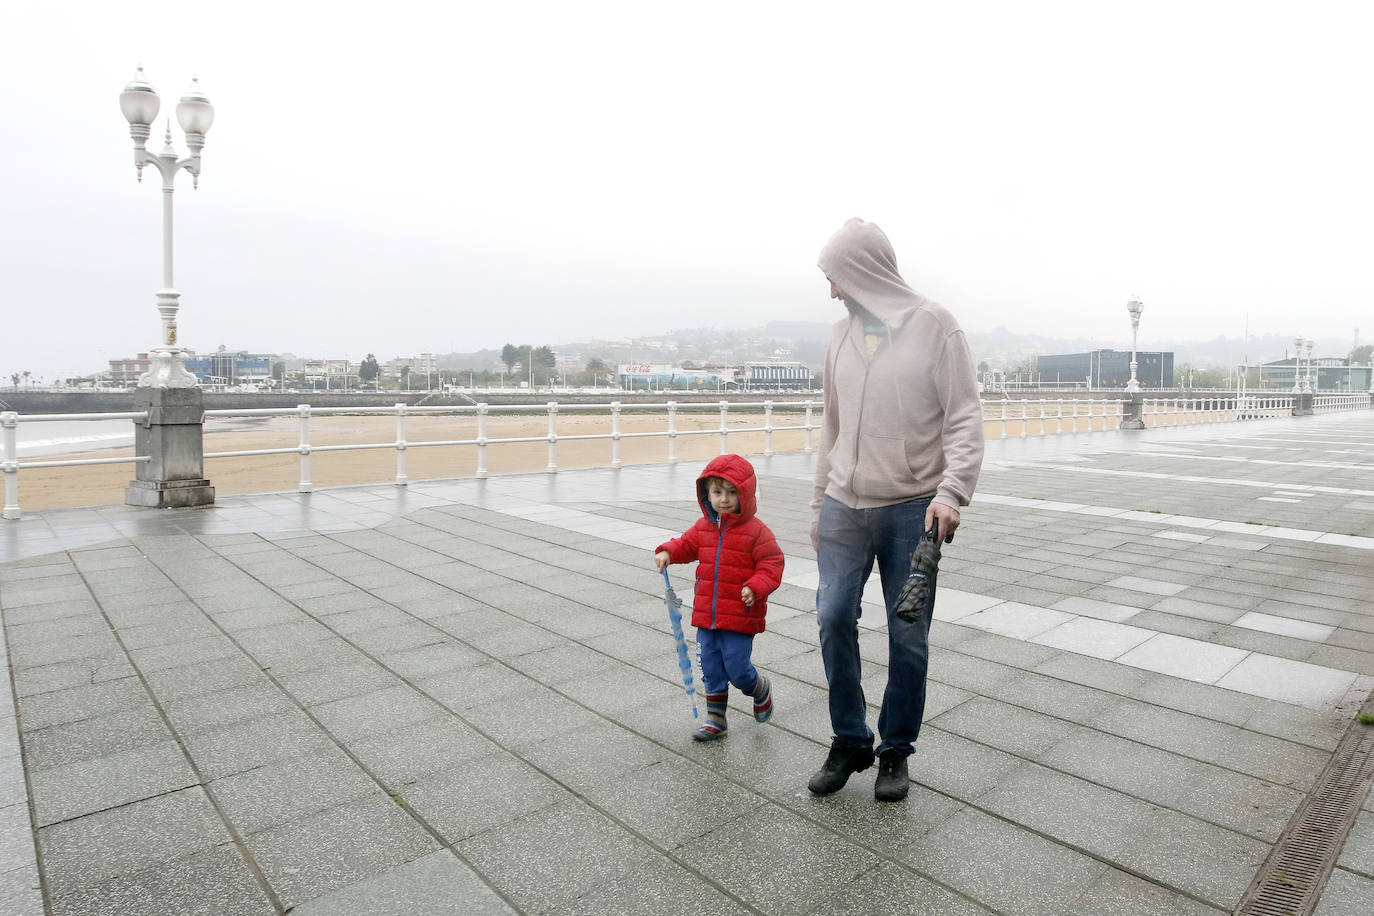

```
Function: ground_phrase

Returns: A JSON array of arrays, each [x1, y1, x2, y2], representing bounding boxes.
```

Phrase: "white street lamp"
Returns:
[[119, 67, 214, 389], [1125, 299, 1144, 392], [1304, 339, 1316, 392], [1292, 336, 1304, 391]]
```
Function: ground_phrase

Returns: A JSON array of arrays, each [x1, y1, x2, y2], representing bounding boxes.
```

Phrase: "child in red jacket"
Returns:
[[655, 454, 785, 741]]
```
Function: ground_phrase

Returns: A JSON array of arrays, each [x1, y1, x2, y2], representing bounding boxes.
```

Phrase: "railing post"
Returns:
[[803, 400, 815, 453], [1000, 401, 1008, 439], [2, 412, 19, 520], [666, 401, 678, 464], [297, 404, 312, 493], [611, 401, 623, 469], [718, 400, 729, 454], [1020, 399, 1028, 438], [546, 402, 558, 473], [475, 403, 489, 478], [394, 403, 408, 487], [763, 400, 774, 457]]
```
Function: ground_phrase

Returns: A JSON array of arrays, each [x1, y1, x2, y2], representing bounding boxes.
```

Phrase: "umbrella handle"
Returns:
[[662, 568, 672, 588]]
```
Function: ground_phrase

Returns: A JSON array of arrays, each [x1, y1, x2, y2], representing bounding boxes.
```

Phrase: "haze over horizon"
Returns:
[[3, 2, 1370, 382]]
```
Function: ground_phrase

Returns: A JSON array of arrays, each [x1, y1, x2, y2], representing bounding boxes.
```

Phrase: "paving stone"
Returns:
[[929, 695, 1080, 759], [47, 842, 274, 916], [1313, 867, 1374, 916], [1332, 809, 1374, 876], [211, 746, 379, 835], [181, 708, 335, 780], [462, 686, 602, 747], [1119, 808, 1270, 909], [243, 793, 440, 910], [309, 684, 446, 742], [1062, 867, 1228, 915], [415, 660, 545, 711], [911, 728, 1026, 802], [545, 853, 754, 916], [915, 806, 1109, 915], [981, 764, 1163, 857], [16, 676, 147, 730], [402, 752, 567, 842], [672, 804, 883, 914], [22, 703, 171, 772], [290, 848, 515, 915], [141, 655, 270, 703], [162, 684, 295, 737], [29, 739, 197, 827], [38, 787, 228, 900], [347, 715, 497, 788]]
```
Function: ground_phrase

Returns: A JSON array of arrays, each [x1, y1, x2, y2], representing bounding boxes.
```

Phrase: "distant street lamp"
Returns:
[[1304, 339, 1316, 392], [1292, 336, 1304, 391], [119, 67, 214, 388], [1125, 299, 1144, 392]]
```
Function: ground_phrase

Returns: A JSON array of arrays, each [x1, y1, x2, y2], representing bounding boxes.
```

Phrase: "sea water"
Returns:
[[10, 419, 135, 458]]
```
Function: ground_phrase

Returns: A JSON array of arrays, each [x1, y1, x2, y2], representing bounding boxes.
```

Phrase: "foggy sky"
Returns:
[[3, 1, 1371, 382]]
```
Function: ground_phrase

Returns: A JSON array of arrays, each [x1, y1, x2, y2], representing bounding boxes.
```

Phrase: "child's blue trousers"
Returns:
[[697, 628, 759, 695]]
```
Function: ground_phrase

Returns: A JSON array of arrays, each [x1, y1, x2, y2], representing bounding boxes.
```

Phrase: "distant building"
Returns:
[[1259, 358, 1371, 391], [388, 353, 436, 381], [108, 353, 151, 385], [1036, 349, 1174, 389], [616, 362, 814, 390], [741, 361, 813, 390], [184, 349, 274, 387]]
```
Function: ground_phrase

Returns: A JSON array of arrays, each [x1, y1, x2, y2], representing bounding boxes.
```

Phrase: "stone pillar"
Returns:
[[1292, 391, 1314, 416], [124, 386, 215, 508], [1118, 394, 1145, 430]]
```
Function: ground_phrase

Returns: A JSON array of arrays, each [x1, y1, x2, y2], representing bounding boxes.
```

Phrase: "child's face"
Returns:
[[706, 479, 740, 515]]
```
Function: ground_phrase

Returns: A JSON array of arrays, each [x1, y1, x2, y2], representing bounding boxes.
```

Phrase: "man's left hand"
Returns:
[[925, 503, 960, 543]]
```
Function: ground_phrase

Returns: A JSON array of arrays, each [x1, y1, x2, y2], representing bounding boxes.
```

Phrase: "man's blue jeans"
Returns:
[[816, 494, 934, 757]]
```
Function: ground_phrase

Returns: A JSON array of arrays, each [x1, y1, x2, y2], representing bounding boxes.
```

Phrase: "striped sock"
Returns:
[[752, 675, 773, 723], [694, 691, 728, 741]]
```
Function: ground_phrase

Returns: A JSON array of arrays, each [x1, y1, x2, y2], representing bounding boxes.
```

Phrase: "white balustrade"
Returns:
[[2, 393, 1368, 519]]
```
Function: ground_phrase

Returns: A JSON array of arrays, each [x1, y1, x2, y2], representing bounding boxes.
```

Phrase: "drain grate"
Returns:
[[1234, 711, 1374, 916]]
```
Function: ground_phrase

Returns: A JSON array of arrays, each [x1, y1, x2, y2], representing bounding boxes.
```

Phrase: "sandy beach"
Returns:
[[9, 405, 1121, 512], [11, 411, 819, 511]]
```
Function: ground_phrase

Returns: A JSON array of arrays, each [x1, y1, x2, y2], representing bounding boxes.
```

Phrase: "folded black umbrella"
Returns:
[[894, 519, 942, 623]]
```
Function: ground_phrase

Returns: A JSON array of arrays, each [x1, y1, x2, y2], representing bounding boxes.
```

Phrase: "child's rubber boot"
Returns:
[[752, 675, 773, 723], [694, 691, 728, 741]]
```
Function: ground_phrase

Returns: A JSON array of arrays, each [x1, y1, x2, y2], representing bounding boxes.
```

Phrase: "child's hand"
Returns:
[[654, 551, 670, 572], [741, 585, 755, 606]]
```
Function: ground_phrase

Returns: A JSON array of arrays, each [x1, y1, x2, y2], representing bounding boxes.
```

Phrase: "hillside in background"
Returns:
[[434, 324, 1353, 374]]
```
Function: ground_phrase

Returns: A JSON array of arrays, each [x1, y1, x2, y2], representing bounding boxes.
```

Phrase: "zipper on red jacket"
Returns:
[[710, 514, 728, 628]]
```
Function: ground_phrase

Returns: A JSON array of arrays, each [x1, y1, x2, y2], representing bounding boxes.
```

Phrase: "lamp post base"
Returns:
[[124, 386, 215, 510], [125, 478, 215, 508]]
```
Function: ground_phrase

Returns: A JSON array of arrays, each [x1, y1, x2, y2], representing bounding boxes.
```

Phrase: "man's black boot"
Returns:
[[807, 739, 874, 795], [874, 750, 910, 802]]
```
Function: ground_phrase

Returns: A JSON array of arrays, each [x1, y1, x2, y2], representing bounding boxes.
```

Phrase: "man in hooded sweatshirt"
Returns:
[[807, 217, 984, 801]]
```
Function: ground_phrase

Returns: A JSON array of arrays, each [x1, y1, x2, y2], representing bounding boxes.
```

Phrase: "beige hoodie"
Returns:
[[812, 218, 984, 517]]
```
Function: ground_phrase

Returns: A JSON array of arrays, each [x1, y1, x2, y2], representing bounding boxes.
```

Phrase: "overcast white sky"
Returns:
[[3, 1, 1371, 381]]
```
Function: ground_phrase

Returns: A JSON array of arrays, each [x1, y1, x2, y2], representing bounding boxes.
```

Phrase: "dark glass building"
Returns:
[[1036, 349, 1174, 389]]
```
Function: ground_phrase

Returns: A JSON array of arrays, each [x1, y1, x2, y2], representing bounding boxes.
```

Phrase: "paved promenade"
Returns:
[[2, 410, 1373, 914]]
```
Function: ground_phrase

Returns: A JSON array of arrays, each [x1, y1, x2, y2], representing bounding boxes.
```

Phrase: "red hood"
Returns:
[[696, 453, 758, 524]]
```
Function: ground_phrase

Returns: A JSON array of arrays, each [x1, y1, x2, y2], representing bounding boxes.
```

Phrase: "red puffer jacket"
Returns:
[[655, 454, 785, 634]]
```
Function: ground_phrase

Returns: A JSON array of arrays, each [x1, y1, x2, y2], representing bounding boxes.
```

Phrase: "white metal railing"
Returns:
[[4, 393, 1372, 519], [2, 411, 151, 519], [195, 400, 820, 494]]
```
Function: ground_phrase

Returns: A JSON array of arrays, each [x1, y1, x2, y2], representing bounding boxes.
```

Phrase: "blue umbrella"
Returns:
[[662, 569, 699, 719]]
